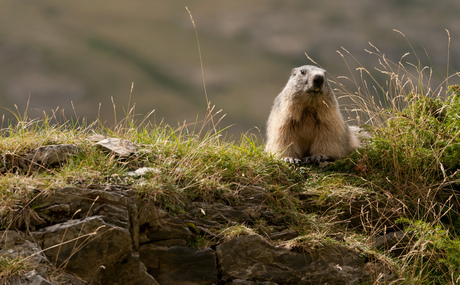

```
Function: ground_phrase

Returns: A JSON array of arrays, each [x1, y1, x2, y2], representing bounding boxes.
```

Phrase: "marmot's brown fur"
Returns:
[[265, 65, 360, 164]]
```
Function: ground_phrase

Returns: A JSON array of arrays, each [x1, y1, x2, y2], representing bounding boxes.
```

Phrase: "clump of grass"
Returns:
[[0, 255, 30, 283], [322, 30, 460, 284], [220, 224, 257, 241], [324, 31, 460, 210], [396, 218, 460, 285], [129, 120, 305, 209], [358, 86, 460, 199]]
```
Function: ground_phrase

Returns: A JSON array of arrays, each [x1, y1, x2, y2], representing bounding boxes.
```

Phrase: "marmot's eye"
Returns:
[[300, 70, 306, 75]]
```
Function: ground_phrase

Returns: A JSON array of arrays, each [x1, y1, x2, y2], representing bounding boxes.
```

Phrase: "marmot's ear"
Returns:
[[291, 68, 297, 76]]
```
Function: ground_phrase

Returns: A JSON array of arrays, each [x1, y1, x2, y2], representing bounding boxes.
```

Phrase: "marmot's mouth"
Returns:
[[307, 87, 322, 93]]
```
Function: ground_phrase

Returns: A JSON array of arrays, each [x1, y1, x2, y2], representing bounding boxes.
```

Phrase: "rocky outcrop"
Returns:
[[0, 184, 392, 285], [0, 142, 393, 285]]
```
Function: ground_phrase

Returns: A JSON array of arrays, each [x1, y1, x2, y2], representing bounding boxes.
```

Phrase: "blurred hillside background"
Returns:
[[1, 0, 460, 136]]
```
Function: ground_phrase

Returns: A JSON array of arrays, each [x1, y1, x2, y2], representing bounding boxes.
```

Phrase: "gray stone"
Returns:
[[216, 235, 311, 284], [140, 215, 195, 245], [27, 144, 80, 167], [0, 230, 85, 285], [12, 183, 159, 285], [96, 138, 137, 157], [23, 270, 52, 285], [87, 134, 106, 142], [138, 205, 195, 245], [1, 230, 50, 276], [32, 216, 132, 282], [98, 252, 159, 285], [216, 234, 381, 285], [138, 205, 168, 227], [35, 186, 134, 229], [127, 167, 161, 177], [139, 244, 217, 285], [1, 144, 80, 172]]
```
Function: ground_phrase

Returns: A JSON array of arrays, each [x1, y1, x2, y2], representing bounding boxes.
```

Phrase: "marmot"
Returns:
[[265, 65, 360, 164]]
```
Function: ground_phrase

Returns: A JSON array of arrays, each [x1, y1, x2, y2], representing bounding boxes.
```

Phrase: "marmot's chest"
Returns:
[[287, 110, 319, 133], [294, 106, 326, 126]]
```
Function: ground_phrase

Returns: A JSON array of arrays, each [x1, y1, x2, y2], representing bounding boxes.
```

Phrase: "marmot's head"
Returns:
[[287, 65, 330, 97]]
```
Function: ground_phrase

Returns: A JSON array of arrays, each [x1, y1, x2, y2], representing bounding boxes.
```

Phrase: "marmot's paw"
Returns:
[[303, 155, 330, 165], [281, 157, 302, 164]]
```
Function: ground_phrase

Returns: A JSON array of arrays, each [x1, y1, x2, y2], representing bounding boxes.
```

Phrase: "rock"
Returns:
[[152, 239, 187, 247], [1, 230, 51, 284], [27, 144, 80, 167], [140, 215, 195, 245], [87, 134, 106, 142], [259, 209, 283, 226], [98, 252, 159, 285], [23, 186, 159, 284], [138, 206, 195, 246], [4, 182, 391, 284], [268, 230, 299, 241], [96, 138, 137, 157], [0, 230, 84, 285], [1, 144, 80, 172], [177, 213, 223, 230], [34, 186, 135, 229], [216, 234, 383, 285], [32, 216, 132, 282], [22, 270, 52, 285], [139, 244, 217, 285], [127, 167, 161, 177], [216, 235, 311, 283]]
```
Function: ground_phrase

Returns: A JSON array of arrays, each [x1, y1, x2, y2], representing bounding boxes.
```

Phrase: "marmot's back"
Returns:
[[265, 65, 359, 164]]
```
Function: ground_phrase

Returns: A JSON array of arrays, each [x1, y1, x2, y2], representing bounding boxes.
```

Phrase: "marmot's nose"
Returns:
[[313, 74, 324, 88]]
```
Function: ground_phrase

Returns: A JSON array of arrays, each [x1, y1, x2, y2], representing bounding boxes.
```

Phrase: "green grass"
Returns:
[[0, 254, 30, 282], [326, 36, 460, 283]]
